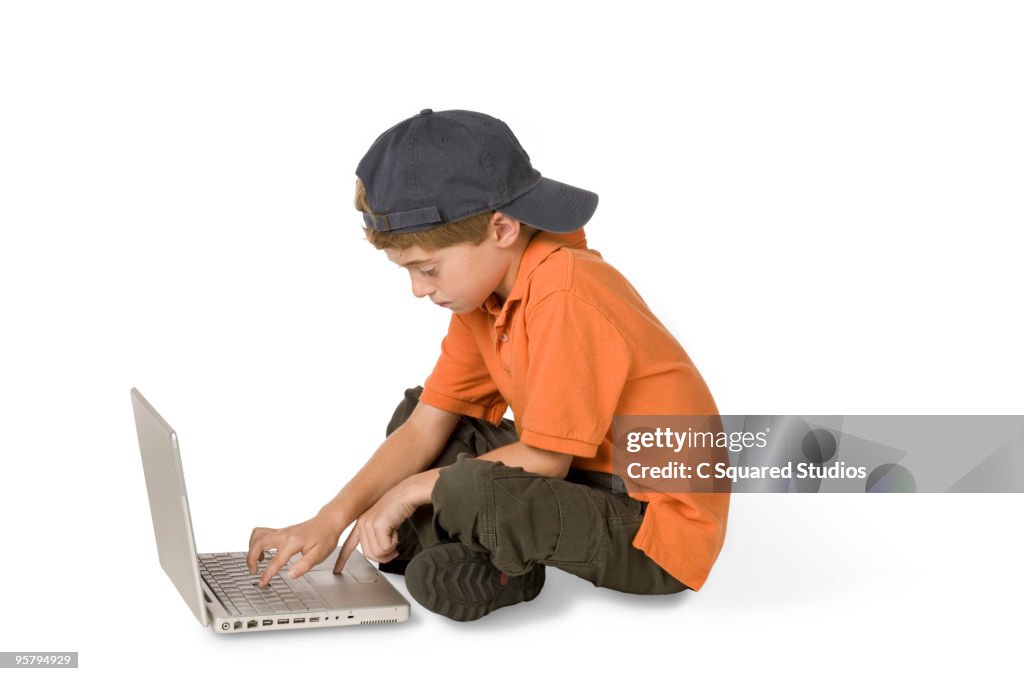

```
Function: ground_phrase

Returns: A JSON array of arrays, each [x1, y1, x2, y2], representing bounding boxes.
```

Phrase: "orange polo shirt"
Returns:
[[419, 228, 729, 591]]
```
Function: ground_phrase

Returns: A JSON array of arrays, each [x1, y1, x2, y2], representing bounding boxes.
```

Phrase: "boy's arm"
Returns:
[[347, 441, 572, 564], [398, 442, 572, 507], [246, 400, 461, 586], [319, 400, 463, 526]]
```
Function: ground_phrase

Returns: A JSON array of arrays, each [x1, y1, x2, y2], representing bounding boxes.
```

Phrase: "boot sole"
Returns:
[[405, 543, 545, 622]]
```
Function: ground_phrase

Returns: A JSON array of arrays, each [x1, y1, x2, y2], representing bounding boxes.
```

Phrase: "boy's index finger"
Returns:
[[334, 526, 360, 574], [246, 542, 275, 574], [246, 528, 274, 573], [287, 551, 318, 580], [246, 544, 264, 574], [258, 550, 292, 588]]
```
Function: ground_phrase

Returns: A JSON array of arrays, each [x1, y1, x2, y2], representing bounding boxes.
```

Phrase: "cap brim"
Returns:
[[496, 177, 598, 233]]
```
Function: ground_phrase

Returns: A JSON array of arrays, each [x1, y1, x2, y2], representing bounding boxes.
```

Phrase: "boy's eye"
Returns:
[[420, 268, 437, 277]]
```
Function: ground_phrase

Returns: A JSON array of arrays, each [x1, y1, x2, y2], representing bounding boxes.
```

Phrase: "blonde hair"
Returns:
[[355, 177, 495, 251]]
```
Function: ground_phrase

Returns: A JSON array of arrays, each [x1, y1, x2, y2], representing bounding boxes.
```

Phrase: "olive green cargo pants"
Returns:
[[381, 386, 688, 595]]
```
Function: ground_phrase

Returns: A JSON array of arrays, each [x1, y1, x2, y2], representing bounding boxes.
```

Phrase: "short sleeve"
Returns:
[[421, 313, 508, 423], [518, 291, 631, 457]]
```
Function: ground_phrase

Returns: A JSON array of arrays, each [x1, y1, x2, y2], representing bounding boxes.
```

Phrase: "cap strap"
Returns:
[[362, 206, 442, 233]]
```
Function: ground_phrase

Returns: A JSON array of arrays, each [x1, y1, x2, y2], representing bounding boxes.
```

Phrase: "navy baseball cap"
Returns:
[[356, 109, 598, 235]]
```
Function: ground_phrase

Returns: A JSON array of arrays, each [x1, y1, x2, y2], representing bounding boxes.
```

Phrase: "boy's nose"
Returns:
[[411, 278, 435, 299]]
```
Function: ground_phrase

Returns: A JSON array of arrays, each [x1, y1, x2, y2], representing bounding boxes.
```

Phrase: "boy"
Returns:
[[246, 108, 729, 621]]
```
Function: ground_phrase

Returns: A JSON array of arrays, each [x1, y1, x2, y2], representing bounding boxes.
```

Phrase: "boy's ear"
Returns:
[[489, 211, 522, 247]]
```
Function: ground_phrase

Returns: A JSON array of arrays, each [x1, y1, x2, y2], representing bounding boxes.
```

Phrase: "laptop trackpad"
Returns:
[[302, 549, 407, 610], [344, 559, 380, 583], [310, 547, 380, 583], [305, 571, 390, 610]]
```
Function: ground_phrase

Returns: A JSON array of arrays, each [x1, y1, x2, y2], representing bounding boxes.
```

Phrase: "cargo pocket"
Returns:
[[484, 474, 603, 573], [604, 494, 645, 526], [545, 480, 605, 565]]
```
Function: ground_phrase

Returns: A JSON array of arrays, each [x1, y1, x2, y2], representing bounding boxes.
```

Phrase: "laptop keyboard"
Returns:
[[198, 552, 329, 616]]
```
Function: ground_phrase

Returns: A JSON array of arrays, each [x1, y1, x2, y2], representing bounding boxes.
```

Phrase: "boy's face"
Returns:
[[384, 215, 523, 315]]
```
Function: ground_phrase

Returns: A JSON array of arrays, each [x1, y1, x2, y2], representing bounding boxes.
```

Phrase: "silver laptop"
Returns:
[[130, 387, 410, 634]]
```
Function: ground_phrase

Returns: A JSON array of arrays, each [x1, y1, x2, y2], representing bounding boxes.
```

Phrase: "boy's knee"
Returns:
[[432, 453, 526, 512], [386, 385, 425, 436], [432, 455, 573, 575], [431, 453, 490, 539]]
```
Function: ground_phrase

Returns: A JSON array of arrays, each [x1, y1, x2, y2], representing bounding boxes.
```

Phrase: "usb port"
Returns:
[[310, 617, 320, 623], [278, 619, 289, 625], [294, 617, 305, 623], [263, 620, 273, 626]]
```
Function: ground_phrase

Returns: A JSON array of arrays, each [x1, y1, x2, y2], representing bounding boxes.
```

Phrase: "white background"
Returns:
[[1, 1, 1022, 678]]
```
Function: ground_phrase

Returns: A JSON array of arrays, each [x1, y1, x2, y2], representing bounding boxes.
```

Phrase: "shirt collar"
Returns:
[[479, 228, 589, 322]]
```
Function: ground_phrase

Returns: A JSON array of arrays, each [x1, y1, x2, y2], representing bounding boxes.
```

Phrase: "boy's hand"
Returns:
[[336, 476, 427, 567], [247, 513, 343, 587]]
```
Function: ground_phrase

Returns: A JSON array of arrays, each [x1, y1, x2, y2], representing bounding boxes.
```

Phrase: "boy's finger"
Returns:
[[363, 525, 387, 564], [247, 539, 268, 574], [246, 528, 273, 573], [249, 526, 267, 545], [258, 547, 295, 588], [248, 527, 271, 552], [286, 548, 319, 579], [334, 527, 359, 573]]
